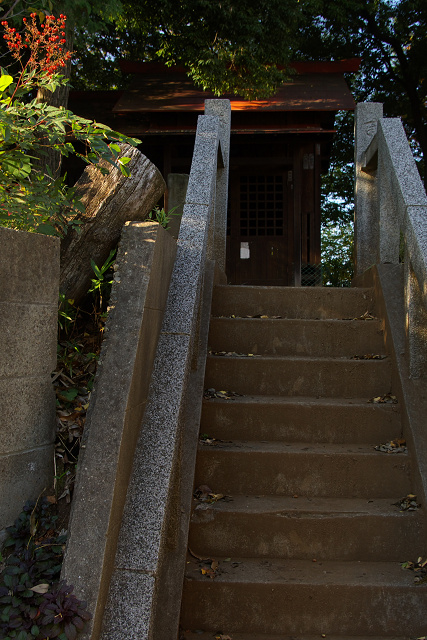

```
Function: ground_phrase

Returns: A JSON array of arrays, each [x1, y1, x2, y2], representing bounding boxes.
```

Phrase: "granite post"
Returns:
[[354, 102, 383, 275], [204, 99, 231, 272]]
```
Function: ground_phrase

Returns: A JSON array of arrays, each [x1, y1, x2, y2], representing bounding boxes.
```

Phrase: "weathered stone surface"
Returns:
[[354, 102, 383, 275], [205, 100, 231, 269], [0, 303, 57, 378], [0, 446, 54, 527], [101, 571, 155, 640], [114, 332, 192, 573], [61, 221, 176, 640], [162, 203, 210, 336], [0, 377, 56, 454], [0, 227, 58, 531], [0, 226, 60, 304]]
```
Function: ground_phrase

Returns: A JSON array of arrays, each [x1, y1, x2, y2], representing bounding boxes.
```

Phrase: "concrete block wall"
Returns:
[[0, 227, 59, 533]]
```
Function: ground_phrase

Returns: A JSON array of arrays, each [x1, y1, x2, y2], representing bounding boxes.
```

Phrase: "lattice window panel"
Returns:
[[239, 175, 284, 237]]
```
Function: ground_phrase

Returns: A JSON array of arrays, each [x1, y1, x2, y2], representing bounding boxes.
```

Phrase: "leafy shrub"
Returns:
[[0, 499, 91, 640], [0, 13, 139, 237]]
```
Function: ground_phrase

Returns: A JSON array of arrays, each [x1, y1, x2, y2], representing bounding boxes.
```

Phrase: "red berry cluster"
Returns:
[[2, 13, 72, 78]]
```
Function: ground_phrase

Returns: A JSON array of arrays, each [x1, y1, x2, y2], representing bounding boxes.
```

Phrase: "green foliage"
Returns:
[[322, 221, 354, 287], [58, 293, 77, 335], [0, 499, 91, 640], [297, 0, 427, 182], [88, 248, 117, 310], [147, 205, 178, 230], [71, 0, 305, 97], [0, 13, 140, 236]]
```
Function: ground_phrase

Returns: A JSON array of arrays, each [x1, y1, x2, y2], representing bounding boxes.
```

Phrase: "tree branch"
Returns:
[[3, 0, 22, 20]]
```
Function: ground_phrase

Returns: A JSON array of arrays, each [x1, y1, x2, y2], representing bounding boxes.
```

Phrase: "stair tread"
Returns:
[[203, 394, 399, 408], [198, 440, 406, 456], [184, 557, 422, 586], [211, 317, 381, 323], [191, 494, 417, 516], [181, 634, 412, 640], [207, 353, 389, 362]]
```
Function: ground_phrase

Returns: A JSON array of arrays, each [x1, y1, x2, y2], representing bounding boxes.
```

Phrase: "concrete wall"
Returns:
[[0, 227, 59, 533], [61, 221, 177, 639]]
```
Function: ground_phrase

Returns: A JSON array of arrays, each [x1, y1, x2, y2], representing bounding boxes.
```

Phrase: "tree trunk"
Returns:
[[60, 145, 166, 303]]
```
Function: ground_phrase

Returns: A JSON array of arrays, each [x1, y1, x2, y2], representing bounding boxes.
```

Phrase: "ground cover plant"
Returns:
[[0, 497, 91, 640], [0, 249, 116, 638]]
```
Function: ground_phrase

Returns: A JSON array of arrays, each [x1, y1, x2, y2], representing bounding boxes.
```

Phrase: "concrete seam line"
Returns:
[[160, 331, 191, 337], [0, 444, 54, 458]]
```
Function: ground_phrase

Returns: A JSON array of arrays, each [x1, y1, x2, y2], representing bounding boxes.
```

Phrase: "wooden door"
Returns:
[[226, 171, 294, 285]]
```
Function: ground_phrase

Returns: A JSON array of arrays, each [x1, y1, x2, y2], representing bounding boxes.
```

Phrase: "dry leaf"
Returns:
[[30, 583, 49, 594]]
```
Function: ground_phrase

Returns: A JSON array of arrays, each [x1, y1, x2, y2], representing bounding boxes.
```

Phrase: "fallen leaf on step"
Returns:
[[215, 635, 232, 640], [393, 494, 421, 511], [375, 438, 407, 454], [368, 393, 398, 404], [352, 311, 377, 320], [193, 485, 213, 499], [401, 556, 427, 583], [204, 388, 243, 400], [193, 486, 230, 503], [201, 560, 219, 578]]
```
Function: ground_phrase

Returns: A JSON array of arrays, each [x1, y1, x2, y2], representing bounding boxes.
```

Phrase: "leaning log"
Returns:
[[60, 144, 166, 303]]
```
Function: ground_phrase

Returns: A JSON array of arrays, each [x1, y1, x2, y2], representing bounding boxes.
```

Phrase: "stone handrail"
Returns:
[[355, 102, 427, 378], [98, 100, 231, 639]]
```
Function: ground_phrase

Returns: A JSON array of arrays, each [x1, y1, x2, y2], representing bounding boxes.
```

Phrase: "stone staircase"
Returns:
[[179, 284, 427, 639]]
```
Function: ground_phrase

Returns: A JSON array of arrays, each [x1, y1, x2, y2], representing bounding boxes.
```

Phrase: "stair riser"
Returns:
[[209, 318, 385, 357], [211, 286, 376, 319], [205, 357, 392, 398], [181, 582, 427, 635], [201, 401, 400, 443], [195, 450, 411, 497], [189, 510, 423, 561]]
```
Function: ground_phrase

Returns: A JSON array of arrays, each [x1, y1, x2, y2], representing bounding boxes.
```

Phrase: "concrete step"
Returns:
[[181, 632, 414, 640], [195, 441, 411, 498], [188, 495, 423, 561], [200, 396, 401, 444], [181, 557, 427, 636], [208, 317, 386, 357], [204, 355, 392, 398], [211, 285, 376, 320]]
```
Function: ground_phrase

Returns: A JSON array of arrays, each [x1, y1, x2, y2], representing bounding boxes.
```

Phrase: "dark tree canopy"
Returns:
[[3, 0, 425, 169]]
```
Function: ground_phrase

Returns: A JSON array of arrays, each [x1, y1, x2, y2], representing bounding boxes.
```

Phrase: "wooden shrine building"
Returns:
[[68, 59, 359, 286]]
